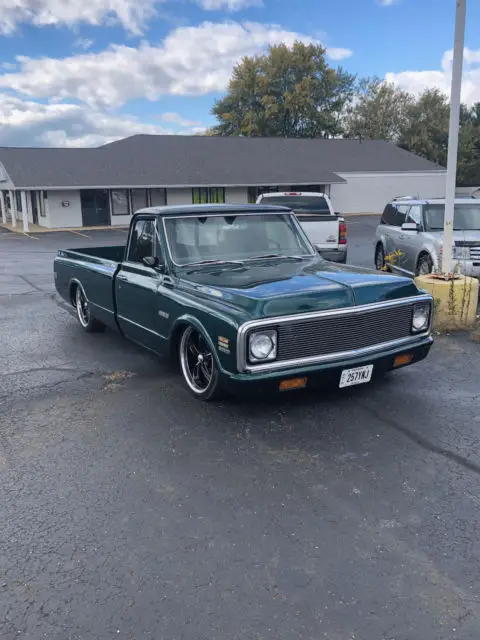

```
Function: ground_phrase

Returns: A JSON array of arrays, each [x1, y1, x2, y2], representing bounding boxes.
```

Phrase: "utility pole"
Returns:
[[442, 0, 466, 275]]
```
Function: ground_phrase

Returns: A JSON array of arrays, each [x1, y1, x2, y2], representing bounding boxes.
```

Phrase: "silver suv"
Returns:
[[374, 196, 480, 277]]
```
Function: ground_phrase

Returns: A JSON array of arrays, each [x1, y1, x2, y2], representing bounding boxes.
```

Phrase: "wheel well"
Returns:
[[169, 322, 187, 362], [417, 251, 432, 266], [69, 281, 79, 307]]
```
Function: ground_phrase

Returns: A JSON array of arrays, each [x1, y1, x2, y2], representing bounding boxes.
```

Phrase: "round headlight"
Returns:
[[412, 305, 430, 332], [249, 333, 275, 360]]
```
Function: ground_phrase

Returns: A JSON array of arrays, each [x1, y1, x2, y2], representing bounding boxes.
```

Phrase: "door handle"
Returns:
[[117, 274, 128, 282]]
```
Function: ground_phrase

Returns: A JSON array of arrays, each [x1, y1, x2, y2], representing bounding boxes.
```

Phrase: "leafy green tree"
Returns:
[[457, 102, 480, 186], [210, 42, 356, 138], [398, 88, 450, 167], [344, 77, 414, 142]]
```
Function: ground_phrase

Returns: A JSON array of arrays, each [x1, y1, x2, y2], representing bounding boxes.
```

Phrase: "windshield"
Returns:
[[424, 204, 480, 231], [164, 213, 315, 266], [261, 195, 330, 213]]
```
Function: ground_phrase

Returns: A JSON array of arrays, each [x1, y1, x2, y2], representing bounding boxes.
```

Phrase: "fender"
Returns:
[[169, 314, 228, 373]]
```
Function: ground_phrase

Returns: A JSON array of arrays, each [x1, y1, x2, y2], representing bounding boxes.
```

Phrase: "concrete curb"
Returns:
[[1, 223, 129, 234]]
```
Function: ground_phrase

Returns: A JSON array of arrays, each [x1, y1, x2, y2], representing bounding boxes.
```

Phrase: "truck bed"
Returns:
[[54, 245, 125, 330]]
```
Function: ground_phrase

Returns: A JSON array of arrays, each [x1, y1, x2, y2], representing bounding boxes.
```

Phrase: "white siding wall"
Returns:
[[225, 187, 248, 203], [330, 172, 447, 214], [43, 190, 83, 228], [111, 214, 132, 227], [166, 188, 192, 206]]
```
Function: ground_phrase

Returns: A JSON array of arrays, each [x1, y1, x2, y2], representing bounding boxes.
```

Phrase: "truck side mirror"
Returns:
[[142, 255, 158, 268]]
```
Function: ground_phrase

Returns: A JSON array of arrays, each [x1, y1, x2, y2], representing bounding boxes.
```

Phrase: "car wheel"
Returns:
[[75, 284, 105, 333], [416, 253, 433, 276], [375, 244, 385, 271], [179, 325, 222, 401]]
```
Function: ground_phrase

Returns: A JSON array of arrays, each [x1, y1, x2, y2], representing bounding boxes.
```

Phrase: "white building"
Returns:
[[0, 135, 447, 230]]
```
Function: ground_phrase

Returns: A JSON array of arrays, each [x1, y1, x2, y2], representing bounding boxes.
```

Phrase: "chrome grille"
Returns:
[[470, 247, 480, 260], [272, 303, 415, 362]]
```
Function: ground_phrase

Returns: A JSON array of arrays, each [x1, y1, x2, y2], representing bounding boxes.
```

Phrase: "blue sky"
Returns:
[[0, 0, 478, 147]]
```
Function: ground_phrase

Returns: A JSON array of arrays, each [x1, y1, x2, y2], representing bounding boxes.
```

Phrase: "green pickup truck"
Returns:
[[54, 204, 434, 400]]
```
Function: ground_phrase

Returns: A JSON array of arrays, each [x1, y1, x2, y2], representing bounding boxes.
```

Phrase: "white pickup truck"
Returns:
[[256, 191, 347, 263]]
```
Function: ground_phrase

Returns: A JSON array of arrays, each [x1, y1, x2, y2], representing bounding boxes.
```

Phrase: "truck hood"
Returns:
[[430, 230, 480, 244], [178, 257, 419, 319]]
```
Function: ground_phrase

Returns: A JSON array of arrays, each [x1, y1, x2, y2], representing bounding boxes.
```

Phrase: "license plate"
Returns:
[[339, 365, 373, 388]]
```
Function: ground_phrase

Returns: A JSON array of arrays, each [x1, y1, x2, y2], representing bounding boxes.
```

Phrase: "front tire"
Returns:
[[416, 253, 433, 276], [375, 244, 385, 271], [75, 284, 105, 333], [179, 325, 222, 401]]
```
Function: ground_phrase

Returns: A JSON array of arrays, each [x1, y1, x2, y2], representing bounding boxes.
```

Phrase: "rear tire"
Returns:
[[416, 253, 433, 276], [375, 244, 385, 271], [74, 284, 105, 333]]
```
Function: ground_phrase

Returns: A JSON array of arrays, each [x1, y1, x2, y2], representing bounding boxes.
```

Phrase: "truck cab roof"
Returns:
[[134, 203, 291, 217]]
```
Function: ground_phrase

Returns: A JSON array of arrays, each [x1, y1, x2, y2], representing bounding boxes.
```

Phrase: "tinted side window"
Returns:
[[128, 219, 156, 262], [381, 204, 399, 226], [382, 203, 410, 227]]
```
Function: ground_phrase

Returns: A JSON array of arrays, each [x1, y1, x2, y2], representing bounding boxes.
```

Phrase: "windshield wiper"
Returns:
[[183, 259, 244, 267], [245, 254, 307, 261]]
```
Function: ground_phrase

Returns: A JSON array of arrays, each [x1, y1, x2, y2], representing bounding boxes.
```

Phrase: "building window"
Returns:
[[289, 185, 324, 192], [149, 188, 166, 207], [248, 186, 279, 203], [192, 187, 225, 204], [111, 189, 130, 216], [39, 192, 46, 217], [15, 191, 22, 213], [131, 188, 148, 213]]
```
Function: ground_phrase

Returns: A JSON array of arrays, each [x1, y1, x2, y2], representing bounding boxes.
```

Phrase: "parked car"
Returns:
[[54, 204, 433, 401], [255, 191, 347, 263], [374, 196, 480, 277]]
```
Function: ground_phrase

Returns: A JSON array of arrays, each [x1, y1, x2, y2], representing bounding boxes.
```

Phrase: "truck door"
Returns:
[[115, 216, 167, 353]]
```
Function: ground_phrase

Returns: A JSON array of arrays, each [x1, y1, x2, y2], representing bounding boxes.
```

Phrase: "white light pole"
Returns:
[[442, 0, 467, 275]]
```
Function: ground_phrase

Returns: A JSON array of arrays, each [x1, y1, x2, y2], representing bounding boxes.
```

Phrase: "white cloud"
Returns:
[[0, 92, 186, 147], [160, 112, 201, 126], [0, 0, 158, 35], [199, 0, 263, 10], [73, 37, 94, 50], [0, 21, 338, 108], [386, 47, 480, 106], [325, 47, 352, 61]]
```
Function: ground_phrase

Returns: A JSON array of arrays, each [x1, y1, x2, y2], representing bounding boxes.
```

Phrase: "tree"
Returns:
[[210, 42, 356, 138], [398, 88, 450, 167], [457, 102, 480, 186], [343, 77, 414, 142]]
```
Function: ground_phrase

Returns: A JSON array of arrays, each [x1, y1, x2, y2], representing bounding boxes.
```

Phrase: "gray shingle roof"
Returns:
[[0, 136, 444, 189]]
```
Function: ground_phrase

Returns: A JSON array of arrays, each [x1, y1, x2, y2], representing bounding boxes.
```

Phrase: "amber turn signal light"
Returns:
[[394, 353, 414, 368], [279, 377, 307, 391]]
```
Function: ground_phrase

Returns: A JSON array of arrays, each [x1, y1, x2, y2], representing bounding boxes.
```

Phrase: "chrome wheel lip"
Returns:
[[76, 286, 90, 328], [180, 326, 214, 395]]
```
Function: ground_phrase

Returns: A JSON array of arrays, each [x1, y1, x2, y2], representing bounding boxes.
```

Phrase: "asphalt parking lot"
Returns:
[[1, 217, 480, 639]]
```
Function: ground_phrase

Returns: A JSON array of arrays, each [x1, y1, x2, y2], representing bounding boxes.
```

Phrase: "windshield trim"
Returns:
[[162, 211, 317, 267]]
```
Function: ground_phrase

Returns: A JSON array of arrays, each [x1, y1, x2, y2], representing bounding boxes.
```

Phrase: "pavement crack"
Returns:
[[360, 401, 480, 477], [18, 275, 42, 292], [0, 366, 91, 379]]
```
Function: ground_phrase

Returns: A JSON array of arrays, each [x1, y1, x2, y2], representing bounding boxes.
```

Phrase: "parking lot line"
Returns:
[[23, 233, 39, 240], [68, 230, 91, 238]]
